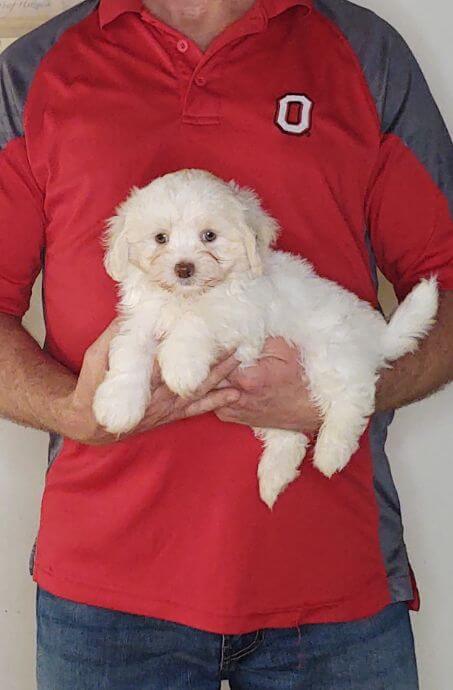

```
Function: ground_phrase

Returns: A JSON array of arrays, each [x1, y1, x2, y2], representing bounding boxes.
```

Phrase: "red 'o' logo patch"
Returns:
[[275, 94, 314, 135]]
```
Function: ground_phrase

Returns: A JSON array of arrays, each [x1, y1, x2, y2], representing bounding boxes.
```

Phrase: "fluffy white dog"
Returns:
[[93, 169, 438, 508]]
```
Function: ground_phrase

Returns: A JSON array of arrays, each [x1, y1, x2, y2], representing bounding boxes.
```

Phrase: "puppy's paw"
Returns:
[[258, 465, 300, 510], [235, 342, 261, 368], [93, 375, 149, 434], [159, 357, 210, 398], [313, 433, 355, 478], [258, 473, 286, 510]]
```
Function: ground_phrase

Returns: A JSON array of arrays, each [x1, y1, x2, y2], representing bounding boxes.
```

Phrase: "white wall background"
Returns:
[[0, 1, 452, 688]]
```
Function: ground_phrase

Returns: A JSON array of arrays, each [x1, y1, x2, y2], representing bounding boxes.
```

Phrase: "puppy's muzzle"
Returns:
[[174, 262, 195, 279]]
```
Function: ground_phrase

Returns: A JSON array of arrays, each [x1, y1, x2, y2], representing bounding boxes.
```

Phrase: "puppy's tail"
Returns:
[[382, 276, 438, 362]]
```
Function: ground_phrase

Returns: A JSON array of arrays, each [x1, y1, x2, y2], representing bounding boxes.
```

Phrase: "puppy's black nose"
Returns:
[[174, 262, 195, 279]]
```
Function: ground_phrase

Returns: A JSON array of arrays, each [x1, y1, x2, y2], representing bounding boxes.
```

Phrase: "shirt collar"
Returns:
[[99, 0, 143, 29], [261, 0, 312, 19], [99, 0, 311, 30]]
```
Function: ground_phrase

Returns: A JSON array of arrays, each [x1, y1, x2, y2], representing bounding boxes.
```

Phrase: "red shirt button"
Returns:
[[195, 75, 206, 87], [176, 39, 189, 53]]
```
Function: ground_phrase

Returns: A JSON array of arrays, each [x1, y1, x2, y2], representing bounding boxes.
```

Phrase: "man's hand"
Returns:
[[215, 337, 321, 433], [215, 292, 453, 433], [62, 322, 241, 445]]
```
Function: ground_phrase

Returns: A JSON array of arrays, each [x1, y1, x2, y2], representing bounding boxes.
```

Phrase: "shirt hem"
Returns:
[[34, 562, 394, 635]]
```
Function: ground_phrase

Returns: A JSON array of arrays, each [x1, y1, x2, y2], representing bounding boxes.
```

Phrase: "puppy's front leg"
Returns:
[[158, 314, 218, 398], [93, 314, 157, 435]]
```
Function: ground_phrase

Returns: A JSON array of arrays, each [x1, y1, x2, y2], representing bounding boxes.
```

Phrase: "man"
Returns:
[[1, 0, 452, 687]]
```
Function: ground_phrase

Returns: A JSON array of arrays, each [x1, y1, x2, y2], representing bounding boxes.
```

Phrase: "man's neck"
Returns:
[[142, 0, 257, 51]]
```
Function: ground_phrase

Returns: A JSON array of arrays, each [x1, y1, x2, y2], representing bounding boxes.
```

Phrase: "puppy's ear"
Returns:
[[104, 214, 129, 281], [229, 182, 279, 276], [241, 224, 263, 277], [104, 188, 138, 281]]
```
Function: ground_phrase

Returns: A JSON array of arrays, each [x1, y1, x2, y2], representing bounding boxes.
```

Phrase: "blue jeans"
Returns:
[[36, 587, 419, 689]]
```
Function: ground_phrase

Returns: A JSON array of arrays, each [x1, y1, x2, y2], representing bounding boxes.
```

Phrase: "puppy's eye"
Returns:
[[155, 233, 169, 244], [201, 230, 217, 242]]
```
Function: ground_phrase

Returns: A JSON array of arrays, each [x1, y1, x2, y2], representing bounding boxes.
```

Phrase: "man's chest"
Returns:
[[28, 26, 379, 239], [30, 25, 381, 367]]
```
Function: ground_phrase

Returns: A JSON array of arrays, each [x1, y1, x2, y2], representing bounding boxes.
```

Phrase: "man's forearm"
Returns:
[[0, 313, 77, 434], [375, 291, 453, 413], [0, 314, 243, 446]]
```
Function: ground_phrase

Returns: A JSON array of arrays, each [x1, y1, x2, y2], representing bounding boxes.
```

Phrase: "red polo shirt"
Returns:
[[1, 0, 453, 633]]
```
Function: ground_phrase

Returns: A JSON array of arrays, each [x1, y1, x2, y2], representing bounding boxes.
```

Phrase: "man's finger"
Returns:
[[214, 378, 230, 389], [81, 319, 121, 391], [215, 405, 247, 421], [85, 319, 119, 368], [193, 354, 239, 398], [151, 359, 162, 388], [258, 352, 288, 361], [90, 318, 121, 355], [184, 387, 240, 418]]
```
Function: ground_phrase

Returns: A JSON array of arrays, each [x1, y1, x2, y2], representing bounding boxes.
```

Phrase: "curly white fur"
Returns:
[[93, 169, 438, 508]]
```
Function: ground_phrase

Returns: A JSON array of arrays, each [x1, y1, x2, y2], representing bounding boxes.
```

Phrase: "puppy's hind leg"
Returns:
[[304, 349, 376, 478], [312, 394, 373, 478], [256, 428, 310, 509]]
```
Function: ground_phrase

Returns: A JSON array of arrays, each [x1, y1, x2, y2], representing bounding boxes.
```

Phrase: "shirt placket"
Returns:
[[174, 35, 221, 125], [140, 4, 268, 126]]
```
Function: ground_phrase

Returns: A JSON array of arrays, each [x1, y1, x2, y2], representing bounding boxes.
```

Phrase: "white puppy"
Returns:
[[93, 169, 438, 508]]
